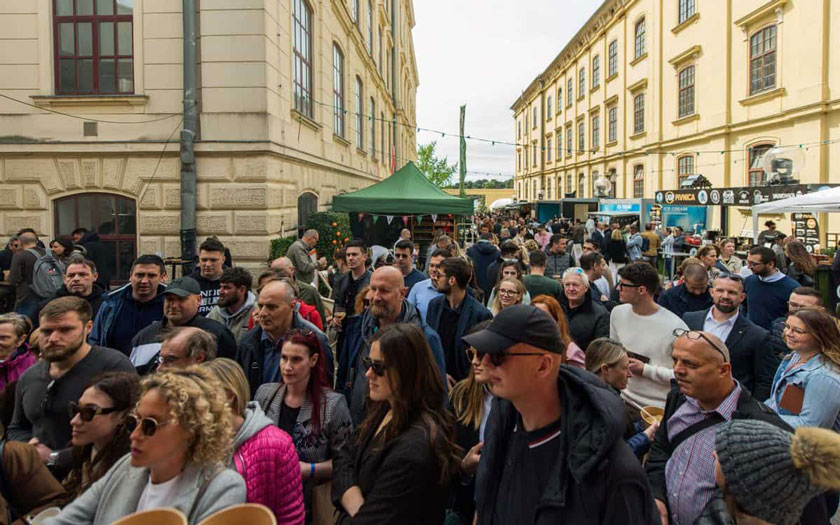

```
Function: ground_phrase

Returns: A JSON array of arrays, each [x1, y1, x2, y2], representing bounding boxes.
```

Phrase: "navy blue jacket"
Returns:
[[88, 283, 166, 355], [466, 241, 500, 298], [683, 308, 779, 401], [426, 293, 493, 382], [657, 283, 713, 319]]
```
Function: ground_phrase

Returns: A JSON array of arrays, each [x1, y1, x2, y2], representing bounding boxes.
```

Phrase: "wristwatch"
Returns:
[[47, 451, 59, 468]]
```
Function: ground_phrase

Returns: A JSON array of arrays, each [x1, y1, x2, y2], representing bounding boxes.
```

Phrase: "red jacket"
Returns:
[[247, 301, 323, 331]]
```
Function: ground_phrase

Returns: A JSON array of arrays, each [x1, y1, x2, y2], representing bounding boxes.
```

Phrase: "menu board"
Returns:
[[792, 213, 820, 253]]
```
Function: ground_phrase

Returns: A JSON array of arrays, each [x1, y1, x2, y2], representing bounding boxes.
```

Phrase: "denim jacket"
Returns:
[[765, 351, 840, 431]]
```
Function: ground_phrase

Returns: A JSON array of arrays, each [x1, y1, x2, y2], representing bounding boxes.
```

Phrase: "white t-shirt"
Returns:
[[136, 473, 184, 513], [610, 303, 688, 409]]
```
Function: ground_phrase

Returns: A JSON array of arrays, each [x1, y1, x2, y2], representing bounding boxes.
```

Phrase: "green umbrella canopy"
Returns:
[[331, 162, 474, 215]]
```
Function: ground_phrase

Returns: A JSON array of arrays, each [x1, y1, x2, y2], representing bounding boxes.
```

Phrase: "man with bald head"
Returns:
[[339, 265, 446, 424], [646, 329, 791, 525], [271, 255, 326, 321], [236, 278, 331, 396], [657, 263, 713, 318], [157, 326, 217, 370]]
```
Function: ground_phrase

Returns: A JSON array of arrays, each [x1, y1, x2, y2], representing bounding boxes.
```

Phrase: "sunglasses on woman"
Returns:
[[68, 402, 120, 422], [362, 356, 388, 376], [465, 347, 545, 367], [126, 413, 171, 437]]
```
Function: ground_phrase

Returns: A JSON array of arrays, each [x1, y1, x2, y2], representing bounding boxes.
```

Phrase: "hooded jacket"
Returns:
[[657, 283, 713, 319], [559, 288, 611, 352], [339, 300, 446, 425], [77, 231, 112, 289], [475, 366, 658, 524], [207, 291, 256, 344], [545, 250, 574, 279], [231, 402, 305, 524], [88, 283, 166, 356], [466, 241, 500, 297]]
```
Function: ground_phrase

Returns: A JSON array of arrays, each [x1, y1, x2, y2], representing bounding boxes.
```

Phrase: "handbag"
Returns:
[[312, 481, 336, 525]]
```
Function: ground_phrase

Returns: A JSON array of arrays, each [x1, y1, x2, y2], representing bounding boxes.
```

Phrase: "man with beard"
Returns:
[[36, 257, 105, 322], [8, 297, 134, 469], [426, 257, 492, 385], [339, 266, 446, 424], [128, 276, 236, 373], [744, 246, 799, 330], [682, 274, 777, 401], [207, 267, 256, 344], [406, 248, 446, 321]]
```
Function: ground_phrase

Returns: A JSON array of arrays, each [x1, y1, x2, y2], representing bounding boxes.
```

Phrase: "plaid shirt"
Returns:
[[665, 382, 742, 525]]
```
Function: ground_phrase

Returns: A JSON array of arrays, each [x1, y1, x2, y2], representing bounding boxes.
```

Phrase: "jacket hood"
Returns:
[[80, 231, 101, 243], [232, 401, 274, 450], [553, 366, 627, 490], [57, 282, 106, 301], [215, 291, 256, 320], [471, 241, 499, 256]]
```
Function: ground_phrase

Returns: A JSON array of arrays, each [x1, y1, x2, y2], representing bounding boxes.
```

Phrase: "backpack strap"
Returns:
[[186, 466, 222, 523], [667, 413, 725, 455]]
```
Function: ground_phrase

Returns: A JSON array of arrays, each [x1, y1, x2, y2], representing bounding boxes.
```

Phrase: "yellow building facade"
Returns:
[[0, 0, 418, 279], [512, 0, 840, 239]]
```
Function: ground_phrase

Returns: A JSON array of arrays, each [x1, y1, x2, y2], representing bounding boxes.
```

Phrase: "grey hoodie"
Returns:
[[207, 291, 256, 344], [232, 401, 274, 451]]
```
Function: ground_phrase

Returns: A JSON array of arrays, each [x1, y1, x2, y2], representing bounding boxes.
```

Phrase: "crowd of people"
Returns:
[[0, 215, 838, 524]]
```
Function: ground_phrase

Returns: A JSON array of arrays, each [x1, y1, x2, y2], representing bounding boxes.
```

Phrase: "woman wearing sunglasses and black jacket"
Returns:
[[332, 323, 461, 524], [46, 367, 246, 524]]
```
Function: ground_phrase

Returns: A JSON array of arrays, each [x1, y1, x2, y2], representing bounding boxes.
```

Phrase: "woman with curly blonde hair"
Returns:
[[47, 367, 246, 525]]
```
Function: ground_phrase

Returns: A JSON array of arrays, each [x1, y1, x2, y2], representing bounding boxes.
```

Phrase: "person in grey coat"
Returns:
[[45, 367, 246, 525], [287, 229, 326, 285]]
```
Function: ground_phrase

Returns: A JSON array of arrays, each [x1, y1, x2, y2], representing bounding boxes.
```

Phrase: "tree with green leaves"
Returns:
[[416, 141, 457, 188]]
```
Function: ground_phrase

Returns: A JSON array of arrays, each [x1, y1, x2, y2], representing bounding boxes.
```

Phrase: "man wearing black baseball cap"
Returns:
[[128, 276, 237, 373], [467, 304, 657, 524]]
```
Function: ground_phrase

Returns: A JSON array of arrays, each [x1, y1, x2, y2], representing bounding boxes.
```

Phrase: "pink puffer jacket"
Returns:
[[233, 404, 305, 524]]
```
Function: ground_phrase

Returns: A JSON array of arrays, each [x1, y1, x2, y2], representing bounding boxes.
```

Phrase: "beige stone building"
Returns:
[[512, 0, 840, 240], [0, 0, 418, 281]]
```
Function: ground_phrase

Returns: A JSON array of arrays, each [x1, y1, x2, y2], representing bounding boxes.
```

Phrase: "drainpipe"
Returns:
[[391, 0, 398, 168], [180, 0, 198, 273]]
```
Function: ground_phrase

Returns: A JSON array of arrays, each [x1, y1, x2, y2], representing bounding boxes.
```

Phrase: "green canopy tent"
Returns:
[[331, 161, 475, 215]]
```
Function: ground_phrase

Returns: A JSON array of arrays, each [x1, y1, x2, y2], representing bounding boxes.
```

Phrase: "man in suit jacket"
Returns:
[[682, 273, 780, 401]]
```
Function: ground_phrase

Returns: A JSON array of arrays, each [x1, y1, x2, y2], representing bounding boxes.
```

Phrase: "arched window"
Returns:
[[677, 155, 694, 187], [633, 165, 645, 197], [297, 192, 318, 236], [748, 143, 775, 186], [54, 193, 136, 283]]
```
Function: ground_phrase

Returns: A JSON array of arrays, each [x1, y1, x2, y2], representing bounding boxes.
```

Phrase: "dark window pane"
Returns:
[[96, 0, 113, 14], [59, 59, 75, 93], [56, 0, 73, 16], [99, 58, 115, 92], [116, 0, 132, 14], [117, 59, 133, 93], [96, 195, 116, 234], [78, 58, 93, 92], [118, 241, 135, 281], [59, 23, 75, 55], [117, 21, 132, 55], [99, 21, 114, 55], [56, 199, 76, 235], [77, 22, 92, 55], [77, 195, 94, 229], [117, 213, 136, 235], [77, 0, 93, 15], [118, 196, 135, 215]]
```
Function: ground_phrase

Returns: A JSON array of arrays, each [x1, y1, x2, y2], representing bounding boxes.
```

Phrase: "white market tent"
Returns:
[[751, 186, 840, 240], [489, 198, 514, 210]]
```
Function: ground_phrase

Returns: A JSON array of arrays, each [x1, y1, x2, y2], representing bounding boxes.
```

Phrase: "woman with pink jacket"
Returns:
[[0, 314, 36, 390], [204, 358, 305, 524]]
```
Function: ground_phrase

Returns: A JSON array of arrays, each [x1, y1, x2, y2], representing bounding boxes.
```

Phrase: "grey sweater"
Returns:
[[44, 455, 246, 525]]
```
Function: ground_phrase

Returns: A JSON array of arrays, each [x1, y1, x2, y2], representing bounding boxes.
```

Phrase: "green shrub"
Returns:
[[269, 235, 297, 261]]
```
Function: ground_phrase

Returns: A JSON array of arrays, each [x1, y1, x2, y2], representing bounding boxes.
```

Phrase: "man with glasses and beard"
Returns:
[[682, 274, 778, 401], [744, 246, 800, 330], [406, 248, 447, 322], [8, 297, 134, 471], [466, 305, 657, 524]]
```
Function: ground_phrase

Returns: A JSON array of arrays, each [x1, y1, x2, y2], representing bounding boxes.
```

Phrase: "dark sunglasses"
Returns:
[[466, 347, 545, 367], [68, 401, 120, 422], [126, 414, 171, 437], [673, 328, 728, 362], [616, 281, 642, 289], [393, 253, 411, 259], [362, 356, 388, 376]]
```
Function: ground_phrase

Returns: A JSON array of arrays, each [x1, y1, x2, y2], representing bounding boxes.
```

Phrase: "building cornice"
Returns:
[[735, 0, 787, 32], [668, 45, 702, 68]]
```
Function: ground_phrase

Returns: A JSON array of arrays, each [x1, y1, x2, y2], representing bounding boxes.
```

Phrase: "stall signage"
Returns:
[[600, 200, 641, 213], [655, 184, 838, 207], [792, 213, 820, 253]]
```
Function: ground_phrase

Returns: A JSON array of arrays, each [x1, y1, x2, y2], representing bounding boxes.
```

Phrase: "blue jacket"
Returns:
[[337, 300, 446, 425], [683, 308, 779, 401], [426, 293, 492, 382], [765, 352, 840, 431], [626, 233, 644, 261], [235, 313, 332, 397], [88, 283, 166, 352], [657, 283, 713, 319]]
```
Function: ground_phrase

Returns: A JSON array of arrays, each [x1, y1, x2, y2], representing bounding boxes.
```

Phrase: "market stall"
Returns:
[[331, 161, 474, 252]]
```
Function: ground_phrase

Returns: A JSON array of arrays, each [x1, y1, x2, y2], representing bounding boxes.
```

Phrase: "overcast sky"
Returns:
[[413, 0, 599, 182]]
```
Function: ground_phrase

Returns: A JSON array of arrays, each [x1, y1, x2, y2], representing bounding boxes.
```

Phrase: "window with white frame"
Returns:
[[677, 155, 694, 186], [355, 77, 363, 149], [557, 88, 562, 113], [566, 123, 573, 156], [556, 131, 562, 160], [293, 0, 313, 117], [634, 18, 646, 60], [533, 106, 538, 128], [608, 105, 617, 143], [633, 164, 644, 197], [633, 93, 645, 134], [679, 0, 695, 24], [592, 115, 600, 149], [608, 40, 618, 78], [333, 44, 345, 137], [370, 98, 376, 158], [750, 26, 777, 95], [546, 135, 552, 162], [567, 78, 573, 106], [679, 65, 696, 118], [367, 1, 373, 54], [546, 96, 552, 119], [578, 173, 585, 196], [578, 120, 585, 152], [578, 68, 585, 97], [592, 56, 600, 88]]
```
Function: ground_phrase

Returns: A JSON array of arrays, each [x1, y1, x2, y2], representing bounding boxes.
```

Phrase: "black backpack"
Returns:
[[641, 235, 650, 253]]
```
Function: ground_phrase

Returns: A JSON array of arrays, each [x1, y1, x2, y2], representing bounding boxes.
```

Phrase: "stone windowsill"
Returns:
[[630, 53, 648, 67], [672, 113, 700, 125], [590, 84, 601, 93], [30, 94, 149, 107], [606, 140, 618, 147], [630, 131, 647, 139], [671, 12, 700, 35], [333, 134, 351, 146], [606, 72, 618, 83], [291, 109, 322, 131], [739, 87, 786, 106]]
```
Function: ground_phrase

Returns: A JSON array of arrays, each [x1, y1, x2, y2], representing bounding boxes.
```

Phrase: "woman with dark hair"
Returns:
[[766, 308, 840, 431], [256, 328, 352, 522], [333, 323, 460, 523], [49, 238, 75, 264], [485, 260, 531, 308], [785, 240, 817, 287], [62, 371, 139, 500], [529, 295, 585, 368]]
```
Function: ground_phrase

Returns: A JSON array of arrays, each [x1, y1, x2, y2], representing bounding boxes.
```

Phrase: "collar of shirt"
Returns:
[[260, 329, 285, 351], [703, 308, 738, 333], [781, 351, 828, 374], [441, 295, 466, 314], [683, 381, 742, 422]]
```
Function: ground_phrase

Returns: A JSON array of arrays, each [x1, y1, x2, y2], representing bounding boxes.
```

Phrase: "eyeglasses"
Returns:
[[68, 402, 120, 422], [498, 289, 521, 297], [616, 281, 642, 289], [466, 347, 546, 367], [156, 354, 183, 366], [126, 413, 171, 437], [783, 323, 809, 336], [672, 328, 728, 362], [362, 356, 388, 376]]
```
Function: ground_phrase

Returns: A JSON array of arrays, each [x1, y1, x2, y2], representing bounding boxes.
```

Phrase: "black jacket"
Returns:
[[129, 313, 237, 373], [331, 269, 371, 315], [77, 231, 113, 289], [682, 308, 778, 401], [787, 262, 815, 287], [331, 410, 450, 524], [657, 284, 713, 319], [559, 288, 611, 352], [426, 293, 493, 381], [467, 241, 501, 298], [605, 239, 627, 264], [592, 229, 606, 253], [476, 366, 659, 525]]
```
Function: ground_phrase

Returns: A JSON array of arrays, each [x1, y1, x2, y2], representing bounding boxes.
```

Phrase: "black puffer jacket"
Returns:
[[559, 288, 611, 351], [475, 366, 659, 525]]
